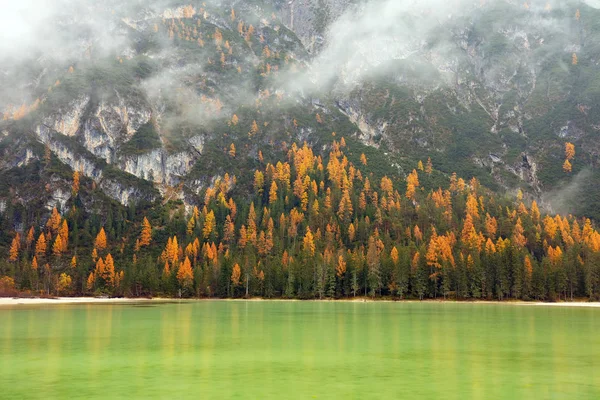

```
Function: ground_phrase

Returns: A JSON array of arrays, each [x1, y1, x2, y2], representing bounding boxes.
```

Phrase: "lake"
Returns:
[[0, 301, 599, 399]]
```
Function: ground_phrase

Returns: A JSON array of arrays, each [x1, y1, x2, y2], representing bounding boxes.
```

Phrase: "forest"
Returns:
[[1, 137, 599, 302]]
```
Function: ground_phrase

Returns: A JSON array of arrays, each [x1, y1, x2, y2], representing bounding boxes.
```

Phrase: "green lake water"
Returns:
[[0, 301, 599, 399]]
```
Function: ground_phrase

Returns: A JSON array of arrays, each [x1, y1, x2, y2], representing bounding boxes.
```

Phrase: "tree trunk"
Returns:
[[245, 274, 249, 297]]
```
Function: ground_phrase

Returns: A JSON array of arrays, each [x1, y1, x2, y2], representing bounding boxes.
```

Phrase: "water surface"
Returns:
[[1, 301, 598, 399]]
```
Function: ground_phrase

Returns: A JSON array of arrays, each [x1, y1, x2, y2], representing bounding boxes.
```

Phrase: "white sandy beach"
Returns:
[[1, 297, 600, 307], [0, 297, 158, 306]]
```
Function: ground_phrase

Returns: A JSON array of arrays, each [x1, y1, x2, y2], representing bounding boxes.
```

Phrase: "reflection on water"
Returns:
[[0, 302, 599, 399]]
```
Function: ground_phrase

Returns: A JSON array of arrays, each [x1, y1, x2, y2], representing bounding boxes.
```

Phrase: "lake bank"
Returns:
[[1, 296, 600, 307], [0, 297, 158, 306]]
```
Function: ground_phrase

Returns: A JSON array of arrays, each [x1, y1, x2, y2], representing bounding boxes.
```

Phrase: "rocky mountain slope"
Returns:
[[1, 0, 600, 219]]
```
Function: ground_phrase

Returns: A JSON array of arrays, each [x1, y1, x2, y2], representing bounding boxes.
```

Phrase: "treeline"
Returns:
[[2, 139, 600, 302]]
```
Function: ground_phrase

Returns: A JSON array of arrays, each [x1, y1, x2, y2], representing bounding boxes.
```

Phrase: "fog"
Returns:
[[283, 0, 580, 95], [0, 0, 583, 110]]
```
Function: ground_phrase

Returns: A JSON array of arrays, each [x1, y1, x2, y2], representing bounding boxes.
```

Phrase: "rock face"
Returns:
[[278, 0, 353, 52], [121, 150, 195, 185], [1, 0, 599, 217]]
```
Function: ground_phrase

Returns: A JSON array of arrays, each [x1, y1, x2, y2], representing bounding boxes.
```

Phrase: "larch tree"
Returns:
[[72, 171, 80, 195], [565, 142, 575, 160], [249, 120, 259, 136], [60, 220, 69, 252], [336, 255, 347, 278], [406, 170, 420, 200], [254, 171, 265, 196], [269, 181, 278, 204], [512, 218, 527, 249], [360, 153, 368, 166], [35, 233, 47, 256], [203, 211, 216, 239], [9, 235, 19, 262], [426, 157, 433, 175], [26, 227, 35, 249], [103, 254, 116, 287], [95, 228, 108, 252], [177, 257, 194, 288], [139, 217, 152, 247], [52, 235, 63, 258], [303, 227, 316, 256], [231, 263, 242, 287], [47, 208, 62, 233], [229, 143, 236, 158]]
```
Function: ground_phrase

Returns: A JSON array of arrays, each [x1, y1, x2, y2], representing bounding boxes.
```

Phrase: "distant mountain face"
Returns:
[[2, 0, 600, 218]]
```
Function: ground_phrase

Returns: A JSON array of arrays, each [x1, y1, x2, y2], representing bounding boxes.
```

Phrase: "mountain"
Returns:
[[2, 0, 600, 218]]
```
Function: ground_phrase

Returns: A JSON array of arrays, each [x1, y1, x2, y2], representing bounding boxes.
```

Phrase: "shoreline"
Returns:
[[1, 297, 600, 307]]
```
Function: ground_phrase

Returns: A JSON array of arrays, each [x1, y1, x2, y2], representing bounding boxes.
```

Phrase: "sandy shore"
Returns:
[[0, 297, 159, 306], [1, 297, 600, 307]]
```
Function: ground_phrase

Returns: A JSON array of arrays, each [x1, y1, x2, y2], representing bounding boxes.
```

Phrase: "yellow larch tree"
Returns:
[[72, 171, 80, 195], [95, 228, 107, 251], [47, 207, 62, 233], [26, 227, 35, 249], [406, 170, 420, 200], [86, 272, 95, 291], [60, 220, 69, 252], [426, 157, 433, 174], [336, 255, 347, 277], [360, 153, 368, 166], [231, 263, 241, 286], [512, 218, 527, 248], [103, 254, 116, 287], [203, 210, 216, 239], [177, 257, 194, 288], [9, 235, 19, 262], [565, 142, 575, 160], [269, 181, 278, 204], [52, 235, 63, 257], [139, 217, 152, 247], [303, 227, 316, 256], [249, 120, 259, 136], [35, 233, 47, 256]]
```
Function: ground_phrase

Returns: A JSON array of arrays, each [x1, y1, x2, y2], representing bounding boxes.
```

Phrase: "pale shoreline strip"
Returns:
[[1, 297, 600, 307]]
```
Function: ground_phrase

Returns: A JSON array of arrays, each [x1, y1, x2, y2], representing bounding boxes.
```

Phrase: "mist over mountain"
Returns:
[[1, 0, 599, 218]]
